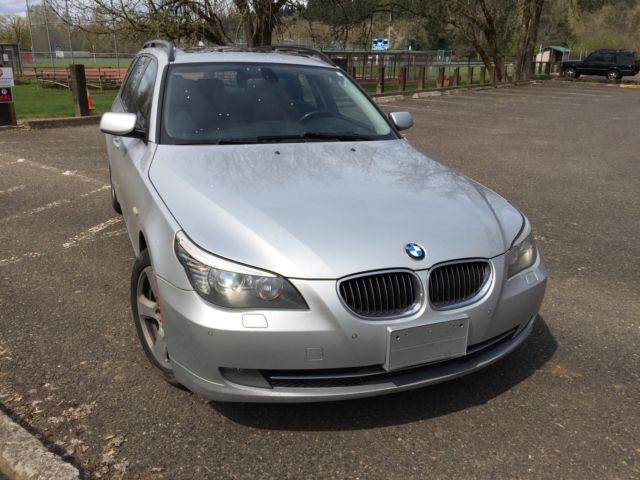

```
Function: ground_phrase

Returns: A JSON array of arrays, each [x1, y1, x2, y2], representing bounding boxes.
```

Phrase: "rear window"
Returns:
[[617, 52, 635, 65], [160, 63, 396, 145]]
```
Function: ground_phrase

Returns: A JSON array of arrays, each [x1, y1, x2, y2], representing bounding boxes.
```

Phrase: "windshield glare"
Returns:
[[161, 63, 396, 144]]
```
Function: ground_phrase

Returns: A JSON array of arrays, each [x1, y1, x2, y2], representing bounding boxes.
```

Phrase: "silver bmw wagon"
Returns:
[[100, 41, 547, 402]]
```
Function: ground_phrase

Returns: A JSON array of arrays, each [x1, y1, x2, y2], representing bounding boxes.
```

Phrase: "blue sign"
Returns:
[[372, 38, 389, 51]]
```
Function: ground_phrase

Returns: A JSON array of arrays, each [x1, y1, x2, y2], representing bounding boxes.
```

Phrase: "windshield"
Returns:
[[161, 63, 397, 144]]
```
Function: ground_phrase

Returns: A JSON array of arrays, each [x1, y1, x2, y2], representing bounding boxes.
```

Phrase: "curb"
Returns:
[[0, 410, 79, 480], [24, 116, 101, 130], [371, 80, 535, 102]]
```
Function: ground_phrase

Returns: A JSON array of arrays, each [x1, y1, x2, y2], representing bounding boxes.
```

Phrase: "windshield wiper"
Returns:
[[300, 132, 373, 141], [214, 138, 258, 145], [212, 133, 374, 145], [255, 133, 374, 143]]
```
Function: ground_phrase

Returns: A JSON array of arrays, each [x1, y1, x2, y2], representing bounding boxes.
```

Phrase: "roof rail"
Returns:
[[142, 39, 175, 62], [258, 45, 336, 67]]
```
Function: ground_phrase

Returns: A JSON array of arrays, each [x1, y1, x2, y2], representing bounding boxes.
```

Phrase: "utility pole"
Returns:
[[25, 0, 36, 62], [65, 0, 75, 64], [43, 0, 54, 68]]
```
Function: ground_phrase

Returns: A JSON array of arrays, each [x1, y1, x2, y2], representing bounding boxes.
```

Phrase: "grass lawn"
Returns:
[[12, 81, 116, 119]]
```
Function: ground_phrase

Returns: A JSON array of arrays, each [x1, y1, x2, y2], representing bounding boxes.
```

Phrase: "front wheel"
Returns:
[[131, 249, 182, 387], [564, 67, 578, 79], [607, 69, 621, 81]]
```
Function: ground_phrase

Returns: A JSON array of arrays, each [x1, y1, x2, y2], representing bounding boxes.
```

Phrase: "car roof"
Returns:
[[139, 42, 336, 69], [173, 49, 333, 68]]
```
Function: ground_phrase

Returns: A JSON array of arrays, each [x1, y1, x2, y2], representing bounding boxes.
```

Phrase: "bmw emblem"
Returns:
[[405, 243, 426, 260]]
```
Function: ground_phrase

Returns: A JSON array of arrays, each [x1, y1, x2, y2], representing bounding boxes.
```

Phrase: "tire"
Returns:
[[564, 67, 577, 79], [109, 166, 122, 214], [607, 69, 621, 81], [131, 249, 182, 388]]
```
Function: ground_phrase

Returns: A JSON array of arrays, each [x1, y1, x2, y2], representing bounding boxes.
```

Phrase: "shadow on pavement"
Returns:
[[212, 316, 556, 431]]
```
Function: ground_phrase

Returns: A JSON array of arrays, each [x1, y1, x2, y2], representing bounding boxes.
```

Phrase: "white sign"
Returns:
[[0, 68, 14, 88]]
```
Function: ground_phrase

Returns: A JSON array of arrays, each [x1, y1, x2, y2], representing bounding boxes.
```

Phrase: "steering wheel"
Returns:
[[299, 110, 344, 123]]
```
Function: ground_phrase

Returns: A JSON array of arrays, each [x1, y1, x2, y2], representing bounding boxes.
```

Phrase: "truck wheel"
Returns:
[[607, 70, 621, 81], [564, 67, 577, 79]]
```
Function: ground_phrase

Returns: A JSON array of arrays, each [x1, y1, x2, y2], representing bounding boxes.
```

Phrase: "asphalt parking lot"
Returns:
[[1, 81, 639, 479]]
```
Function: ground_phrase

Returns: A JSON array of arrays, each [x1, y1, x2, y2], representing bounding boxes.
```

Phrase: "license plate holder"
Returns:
[[384, 318, 469, 371]]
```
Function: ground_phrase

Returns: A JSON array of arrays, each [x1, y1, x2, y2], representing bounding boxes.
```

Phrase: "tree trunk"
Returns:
[[515, 0, 544, 80], [235, 0, 283, 47]]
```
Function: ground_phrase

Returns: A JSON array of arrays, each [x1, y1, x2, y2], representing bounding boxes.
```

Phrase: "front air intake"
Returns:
[[428, 261, 491, 309], [338, 271, 422, 319]]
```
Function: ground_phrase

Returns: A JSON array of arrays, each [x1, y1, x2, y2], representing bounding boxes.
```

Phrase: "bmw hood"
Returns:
[[149, 140, 523, 279]]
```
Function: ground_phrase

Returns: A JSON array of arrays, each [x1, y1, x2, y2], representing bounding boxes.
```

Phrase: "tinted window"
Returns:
[[601, 53, 615, 63], [120, 56, 149, 111], [587, 53, 604, 62], [130, 59, 158, 130], [617, 52, 634, 65], [161, 63, 395, 144]]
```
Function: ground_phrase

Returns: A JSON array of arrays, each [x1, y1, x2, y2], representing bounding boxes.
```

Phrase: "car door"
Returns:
[[599, 52, 615, 76], [113, 56, 159, 240], [108, 56, 148, 213], [582, 52, 600, 75]]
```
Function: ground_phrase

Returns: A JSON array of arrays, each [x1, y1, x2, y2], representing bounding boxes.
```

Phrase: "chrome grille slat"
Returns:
[[429, 261, 490, 309], [339, 271, 421, 318]]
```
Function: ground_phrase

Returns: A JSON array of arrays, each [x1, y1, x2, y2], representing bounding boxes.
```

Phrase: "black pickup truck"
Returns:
[[561, 49, 640, 81]]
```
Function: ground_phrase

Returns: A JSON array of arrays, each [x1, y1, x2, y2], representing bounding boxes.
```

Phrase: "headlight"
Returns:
[[174, 231, 307, 309], [507, 217, 538, 278]]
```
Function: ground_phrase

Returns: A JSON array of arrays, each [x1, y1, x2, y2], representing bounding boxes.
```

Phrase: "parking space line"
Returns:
[[0, 185, 25, 195], [0, 218, 125, 268], [62, 217, 123, 248], [0, 186, 111, 223], [0, 252, 42, 267], [18, 159, 106, 187], [79, 185, 110, 197], [0, 158, 25, 168], [0, 199, 72, 223]]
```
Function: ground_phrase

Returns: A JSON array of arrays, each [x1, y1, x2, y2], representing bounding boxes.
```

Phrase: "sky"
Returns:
[[0, 0, 28, 16]]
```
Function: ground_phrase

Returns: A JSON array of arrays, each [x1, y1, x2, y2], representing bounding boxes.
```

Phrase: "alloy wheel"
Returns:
[[135, 266, 172, 370]]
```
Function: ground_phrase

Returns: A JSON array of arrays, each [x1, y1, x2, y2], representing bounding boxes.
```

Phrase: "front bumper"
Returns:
[[159, 253, 547, 402]]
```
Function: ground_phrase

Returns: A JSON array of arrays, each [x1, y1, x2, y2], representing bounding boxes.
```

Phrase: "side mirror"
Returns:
[[100, 112, 137, 136], [389, 111, 414, 131]]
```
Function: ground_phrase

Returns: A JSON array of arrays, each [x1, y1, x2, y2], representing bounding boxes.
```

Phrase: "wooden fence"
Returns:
[[19, 67, 128, 90], [16, 55, 561, 95]]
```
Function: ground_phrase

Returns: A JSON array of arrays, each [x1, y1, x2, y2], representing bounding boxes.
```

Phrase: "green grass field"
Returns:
[[12, 81, 116, 119]]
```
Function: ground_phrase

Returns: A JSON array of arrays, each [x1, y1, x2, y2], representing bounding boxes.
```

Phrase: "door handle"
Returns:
[[113, 137, 121, 149]]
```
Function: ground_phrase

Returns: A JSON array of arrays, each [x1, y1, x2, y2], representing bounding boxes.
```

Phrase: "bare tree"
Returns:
[[55, 0, 294, 47], [233, 0, 289, 47], [0, 14, 30, 48]]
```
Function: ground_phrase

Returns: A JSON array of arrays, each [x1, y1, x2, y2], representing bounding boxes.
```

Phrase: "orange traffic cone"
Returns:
[[86, 89, 95, 112]]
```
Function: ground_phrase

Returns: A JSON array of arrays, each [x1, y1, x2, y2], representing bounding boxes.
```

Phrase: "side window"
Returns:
[[617, 52, 633, 65], [130, 59, 158, 131], [588, 53, 604, 62], [602, 53, 615, 63], [121, 56, 150, 111]]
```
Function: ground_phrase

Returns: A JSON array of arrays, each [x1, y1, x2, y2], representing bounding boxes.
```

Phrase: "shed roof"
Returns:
[[543, 45, 571, 53]]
